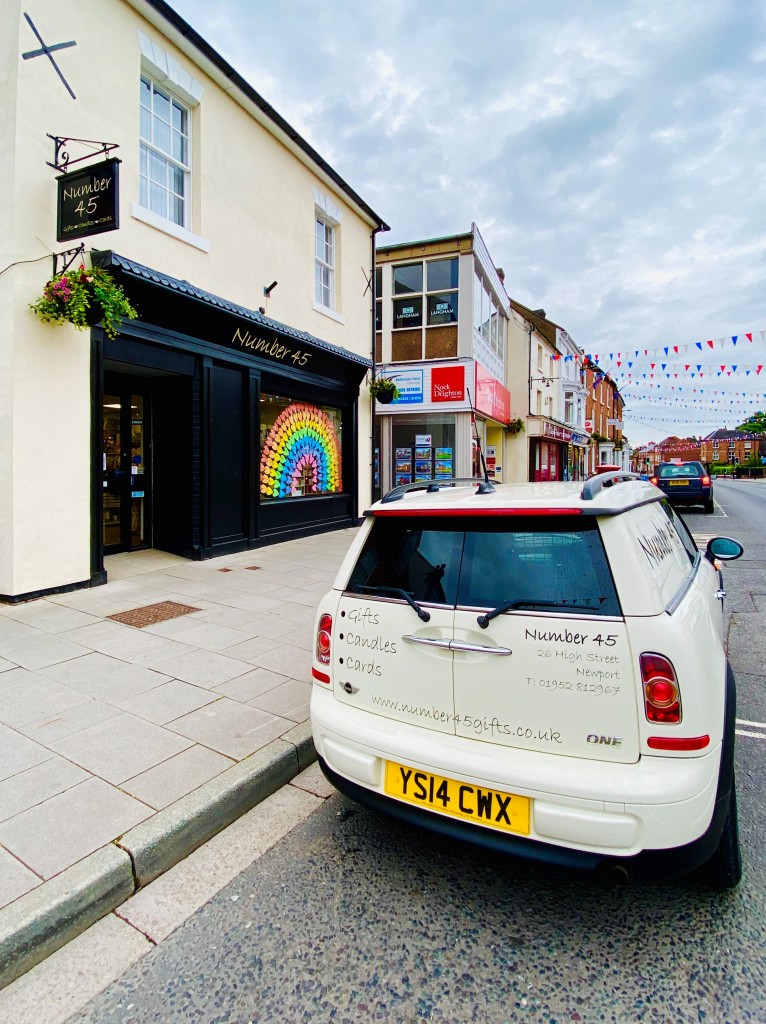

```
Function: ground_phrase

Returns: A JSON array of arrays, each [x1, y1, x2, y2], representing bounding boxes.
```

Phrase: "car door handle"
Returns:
[[403, 635, 512, 656], [402, 635, 452, 650], [450, 640, 513, 655]]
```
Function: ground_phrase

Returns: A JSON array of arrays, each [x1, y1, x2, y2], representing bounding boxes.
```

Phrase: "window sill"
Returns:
[[312, 301, 346, 325], [131, 204, 210, 252]]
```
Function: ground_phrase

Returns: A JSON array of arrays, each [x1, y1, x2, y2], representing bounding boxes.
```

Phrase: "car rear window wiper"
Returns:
[[477, 598, 603, 628], [354, 585, 431, 622]]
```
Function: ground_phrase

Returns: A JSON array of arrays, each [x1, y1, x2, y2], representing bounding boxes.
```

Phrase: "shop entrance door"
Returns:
[[102, 382, 150, 553]]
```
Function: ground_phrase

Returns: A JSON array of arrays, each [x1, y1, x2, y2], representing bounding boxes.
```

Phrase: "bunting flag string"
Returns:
[[610, 363, 763, 376], [620, 382, 766, 397], [623, 396, 762, 406], [585, 328, 766, 365]]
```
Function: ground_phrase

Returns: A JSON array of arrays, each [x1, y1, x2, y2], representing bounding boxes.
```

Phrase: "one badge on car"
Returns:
[[341, 682, 359, 695]]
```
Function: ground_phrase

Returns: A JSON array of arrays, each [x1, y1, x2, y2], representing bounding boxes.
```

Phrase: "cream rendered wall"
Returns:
[[505, 312, 532, 482], [0, 4, 20, 595], [5, 0, 377, 597]]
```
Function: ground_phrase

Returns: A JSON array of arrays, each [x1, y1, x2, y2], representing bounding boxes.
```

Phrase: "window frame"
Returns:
[[314, 215, 336, 311], [391, 257, 459, 331], [139, 73, 192, 230]]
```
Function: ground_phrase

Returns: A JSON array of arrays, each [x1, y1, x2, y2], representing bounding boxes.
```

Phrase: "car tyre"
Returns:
[[704, 498, 715, 514], [699, 781, 742, 890]]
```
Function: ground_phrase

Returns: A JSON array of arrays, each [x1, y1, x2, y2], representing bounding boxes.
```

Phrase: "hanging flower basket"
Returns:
[[506, 417, 525, 435], [369, 376, 400, 404], [30, 264, 138, 340]]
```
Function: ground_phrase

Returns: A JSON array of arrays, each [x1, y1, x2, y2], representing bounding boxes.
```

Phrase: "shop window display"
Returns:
[[259, 395, 343, 499]]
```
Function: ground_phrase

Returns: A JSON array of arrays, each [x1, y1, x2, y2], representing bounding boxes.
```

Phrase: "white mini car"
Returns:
[[310, 473, 744, 888]]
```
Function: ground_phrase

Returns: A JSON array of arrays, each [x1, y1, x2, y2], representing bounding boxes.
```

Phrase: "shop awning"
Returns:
[[94, 251, 372, 384]]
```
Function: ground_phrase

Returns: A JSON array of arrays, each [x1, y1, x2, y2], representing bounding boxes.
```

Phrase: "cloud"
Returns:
[[169, 0, 766, 442]]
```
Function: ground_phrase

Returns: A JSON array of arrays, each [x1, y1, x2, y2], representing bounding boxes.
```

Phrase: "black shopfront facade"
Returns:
[[92, 252, 369, 581]]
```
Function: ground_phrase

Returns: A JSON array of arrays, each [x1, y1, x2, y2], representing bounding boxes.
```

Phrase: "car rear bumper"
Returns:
[[660, 487, 712, 504], [311, 686, 726, 871]]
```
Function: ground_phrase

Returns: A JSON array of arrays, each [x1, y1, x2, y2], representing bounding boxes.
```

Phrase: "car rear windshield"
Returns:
[[657, 463, 704, 478], [346, 515, 621, 617]]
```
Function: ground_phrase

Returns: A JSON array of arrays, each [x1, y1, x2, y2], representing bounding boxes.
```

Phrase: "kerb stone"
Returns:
[[0, 845, 134, 990]]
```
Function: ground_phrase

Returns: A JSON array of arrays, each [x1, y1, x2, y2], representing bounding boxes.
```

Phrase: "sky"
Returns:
[[169, 0, 766, 445]]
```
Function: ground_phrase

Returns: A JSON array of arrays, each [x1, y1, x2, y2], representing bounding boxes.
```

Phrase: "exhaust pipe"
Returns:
[[597, 861, 630, 886]]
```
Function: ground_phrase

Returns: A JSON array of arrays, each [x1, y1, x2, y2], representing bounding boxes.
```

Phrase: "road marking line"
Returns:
[[736, 719, 766, 729], [736, 729, 766, 739]]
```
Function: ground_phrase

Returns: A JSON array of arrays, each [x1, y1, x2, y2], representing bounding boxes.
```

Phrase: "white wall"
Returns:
[[3, 0, 378, 596]]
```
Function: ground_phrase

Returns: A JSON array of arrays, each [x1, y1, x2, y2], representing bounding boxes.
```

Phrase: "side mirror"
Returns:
[[705, 537, 744, 564]]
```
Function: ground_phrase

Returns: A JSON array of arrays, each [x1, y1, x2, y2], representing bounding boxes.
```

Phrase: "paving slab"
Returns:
[[116, 679, 220, 725], [0, 726, 53, 783], [7, 640, 89, 671], [0, 757, 90, 824], [121, 745, 235, 810], [41, 652, 171, 703], [49, 714, 193, 785], [0, 678, 90, 729], [18, 701, 122, 744], [167, 698, 292, 759], [147, 647, 253, 687], [0, 849, 40, 908], [211, 666, 288, 701], [0, 777, 152, 879]]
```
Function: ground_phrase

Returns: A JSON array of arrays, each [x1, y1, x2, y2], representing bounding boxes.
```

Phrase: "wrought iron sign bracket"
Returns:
[[47, 135, 120, 174], [53, 243, 86, 277]]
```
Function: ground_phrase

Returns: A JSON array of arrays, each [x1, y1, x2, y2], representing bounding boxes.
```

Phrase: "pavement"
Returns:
[[0, 527, 358, 988]]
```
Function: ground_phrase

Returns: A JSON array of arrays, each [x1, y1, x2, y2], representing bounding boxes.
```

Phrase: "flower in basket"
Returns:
[[30, 264, 138, 340], [368, 376, 400, 403]]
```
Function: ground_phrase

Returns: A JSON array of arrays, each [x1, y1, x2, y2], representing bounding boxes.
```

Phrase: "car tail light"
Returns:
[[316, 613, 332, 669], [640, 652, 681, 723], [649, 476, 658, 486], [701, 475, 711, 486]]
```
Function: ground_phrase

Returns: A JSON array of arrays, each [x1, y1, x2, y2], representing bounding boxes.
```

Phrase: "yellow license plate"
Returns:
[[384, 761, 530, 835], [668, 480, 689, 486]]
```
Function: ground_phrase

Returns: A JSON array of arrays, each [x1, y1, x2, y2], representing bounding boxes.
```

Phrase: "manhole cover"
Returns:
[[107, 601, 201, 628]]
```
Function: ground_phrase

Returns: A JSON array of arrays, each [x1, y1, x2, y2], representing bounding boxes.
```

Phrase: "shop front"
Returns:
[[568, 432, 590, 481], [93, 252, 368, 575], [373, 358, 510, 495], [527, 418, 573, 482]]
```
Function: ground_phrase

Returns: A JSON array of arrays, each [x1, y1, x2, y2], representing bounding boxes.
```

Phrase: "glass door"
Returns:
[[102, 387, 149, 553]]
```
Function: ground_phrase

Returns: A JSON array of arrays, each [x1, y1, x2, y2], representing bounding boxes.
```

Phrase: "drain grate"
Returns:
[[107, 601, 201, 628]]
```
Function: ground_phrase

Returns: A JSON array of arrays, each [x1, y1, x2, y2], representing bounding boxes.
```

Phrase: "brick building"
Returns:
[[700, 430, 766, 468]]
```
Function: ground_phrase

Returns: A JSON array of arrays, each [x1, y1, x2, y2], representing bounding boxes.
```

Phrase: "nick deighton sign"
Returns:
[[57, 158, 120, 242]]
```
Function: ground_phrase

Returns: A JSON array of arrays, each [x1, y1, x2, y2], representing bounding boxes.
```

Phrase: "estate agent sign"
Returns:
[[57, 158, 120, 242]]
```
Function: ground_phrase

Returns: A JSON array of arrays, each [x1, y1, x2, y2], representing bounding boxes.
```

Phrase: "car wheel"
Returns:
[[699, 781, 742, 890], [705, 498, 715, 513]]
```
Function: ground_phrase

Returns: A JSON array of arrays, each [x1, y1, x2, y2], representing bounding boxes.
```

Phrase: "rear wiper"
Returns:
[[477, 599, 600, 628], [355, 585, 431, 622]]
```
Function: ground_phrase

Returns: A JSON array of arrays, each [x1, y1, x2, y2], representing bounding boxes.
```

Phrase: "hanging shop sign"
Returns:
[[474, 361, 511, 424], [57, 158, 120, 242]]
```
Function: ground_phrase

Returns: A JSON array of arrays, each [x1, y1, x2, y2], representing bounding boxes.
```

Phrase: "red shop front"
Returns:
[[531, 421, 572, 482]]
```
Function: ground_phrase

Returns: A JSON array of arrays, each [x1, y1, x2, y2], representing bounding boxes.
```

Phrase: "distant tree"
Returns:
[[736, 411, 766, 433]]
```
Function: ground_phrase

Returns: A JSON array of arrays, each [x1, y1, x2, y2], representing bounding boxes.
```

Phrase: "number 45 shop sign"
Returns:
[[57, 158, 120, 242]]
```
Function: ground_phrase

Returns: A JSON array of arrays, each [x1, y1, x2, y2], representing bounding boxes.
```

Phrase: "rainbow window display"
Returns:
[[259, 397, 343, 499]]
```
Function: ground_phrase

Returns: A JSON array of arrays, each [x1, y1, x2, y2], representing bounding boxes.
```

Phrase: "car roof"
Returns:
[[366, 475, 662, 517]]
